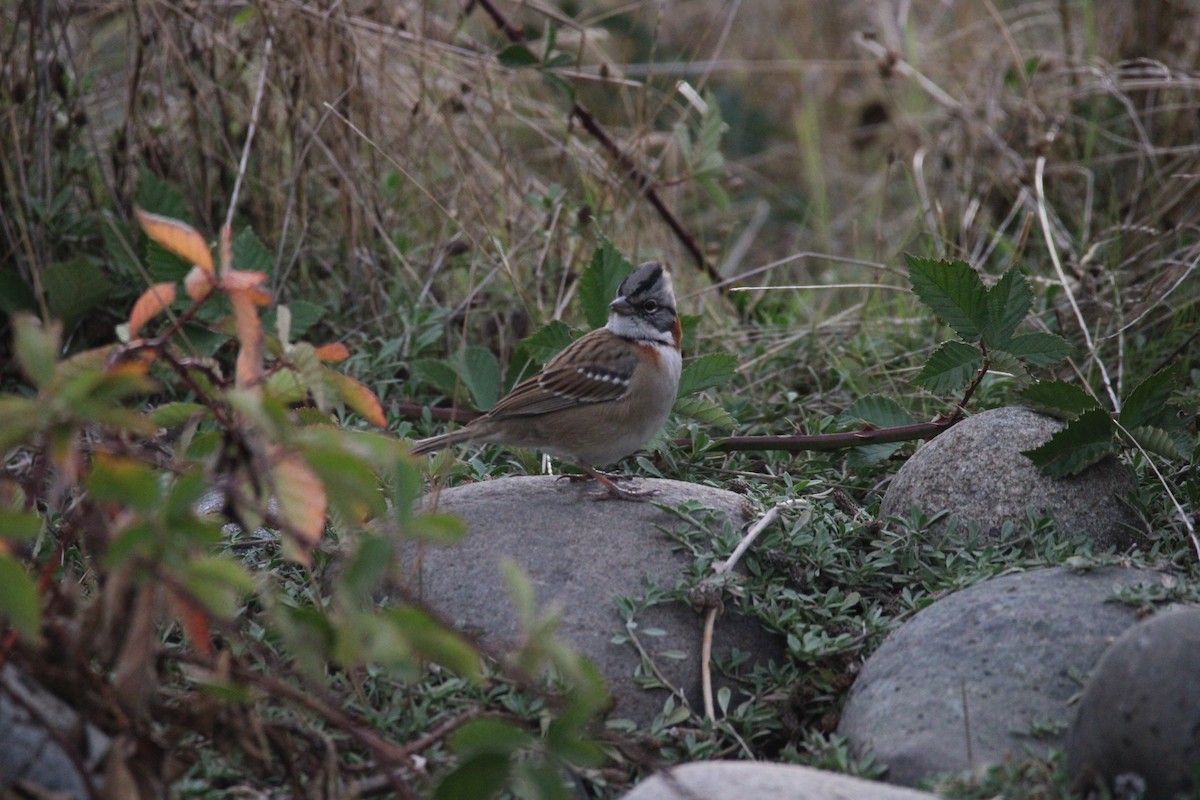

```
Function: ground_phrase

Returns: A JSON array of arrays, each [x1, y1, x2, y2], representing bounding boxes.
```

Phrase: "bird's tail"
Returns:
[[410, 427, 477, 456]]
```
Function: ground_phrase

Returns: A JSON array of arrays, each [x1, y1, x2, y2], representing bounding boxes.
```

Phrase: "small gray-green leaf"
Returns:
[[13, 314, 61, 389], [914, 340, 983, 393]]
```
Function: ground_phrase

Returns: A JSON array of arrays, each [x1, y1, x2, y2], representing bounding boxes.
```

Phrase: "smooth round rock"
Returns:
[[621, 761, 942, 800], [1066, 605, 1200, 799], [407, 476, 778, 725], [838, 566, 1171, 785], [880, 407, 1143, 548]]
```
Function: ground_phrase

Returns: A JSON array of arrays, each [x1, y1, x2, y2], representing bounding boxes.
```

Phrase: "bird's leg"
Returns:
[[574, 463, 658, 502], [556, 467, 631, 483]]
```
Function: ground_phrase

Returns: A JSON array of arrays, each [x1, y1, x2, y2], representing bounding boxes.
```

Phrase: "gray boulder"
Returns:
[[1066, 605, 1200, 799], [621, 761, 943, 800], [880, 407, 1144, 549], [0, 664, 109, 799], [408, 476, 778, 725], [838, 566, 1171, 786]]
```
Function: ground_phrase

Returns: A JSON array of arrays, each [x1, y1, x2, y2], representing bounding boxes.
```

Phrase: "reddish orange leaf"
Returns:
[[272, 451, 327, 565], [314, 343, 350, 363], [330, 372, 387, 427], [230, 291, 265, 388], [184, 265, 215, 301], [166, 587, 213, 656], [134, 208, 214, 275], [127, 282, 176, 338], [221, 269, 269, 293]]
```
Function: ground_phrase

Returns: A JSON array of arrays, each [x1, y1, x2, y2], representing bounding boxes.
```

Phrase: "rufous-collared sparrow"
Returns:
[[411, 261, 682, 500]]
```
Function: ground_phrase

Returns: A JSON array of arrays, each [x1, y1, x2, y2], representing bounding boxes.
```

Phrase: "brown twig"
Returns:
[[473, 0, 720, 288], [394, 400, 958, 453]]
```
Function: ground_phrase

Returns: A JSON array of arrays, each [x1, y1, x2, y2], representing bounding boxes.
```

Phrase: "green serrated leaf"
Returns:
[[676, 353, 737, 398], [135, 171, 187, 218], [413, 359, 465, 401], [290, 343, 328, 411], [500, 558, 537, 630], [914, 340, 983, 393], [13, 314, 61, 389], [0, 511, 41, 541], [1023, 407, 1117, 478], [435, 753, 510, 800], [408, 512, 468, 544], [512, 760, 572, 800], [0, 269, 37, 317], [0, 555, 41, 641], [147, 401, 209, 427], [182, 556, 255, 619], [498, 44, 540, 68], [451, 719, 535, 758], [458, 346, 501, 411], [42, 257, 112, 327], [984, 350, 1032, 384], [579, 239, 633, 329], [846, 441, 905, 468], [1001, 332, 1070, 366], [981, 267, 1031, 348], [1126, 425, 1185, 460], [231, 226, 273, 275], [1119, 366, 1179, 431], [388, 606, 482, 680], [86, 455, 163, 512], [839, 394, 917, 429], [671, 395, 733, 428], [905, 255, 988, 340], [1021, 380, 1100, 420]]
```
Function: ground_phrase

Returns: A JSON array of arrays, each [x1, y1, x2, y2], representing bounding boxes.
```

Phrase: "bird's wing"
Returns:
[[486, 328, 637, 419]]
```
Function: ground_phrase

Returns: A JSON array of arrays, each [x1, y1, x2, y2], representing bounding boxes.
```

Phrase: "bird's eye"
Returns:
[[643, 299, 659, 312]]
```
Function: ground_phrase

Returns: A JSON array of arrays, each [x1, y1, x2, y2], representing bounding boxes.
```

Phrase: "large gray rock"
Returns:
[[622, 761, 943, 800], [838, 566, 1171, 786], [408, 476, 777, 724], [1066, 605, 1200, 799], [0, 664, 109, 798], [880, 407, 1144, 549]]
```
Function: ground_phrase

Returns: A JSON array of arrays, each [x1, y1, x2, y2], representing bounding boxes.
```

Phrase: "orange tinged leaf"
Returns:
[[272, 451, 327, 565], [166, 588, 213, 656], [315, 343, 350, 363], [134, 207, 214, 275], [330, 372, 387, 427], [221, 269, 269, 293], [184, 265, 215, 301], [127, 282, 176, 338], [230, 291, 265, 388]]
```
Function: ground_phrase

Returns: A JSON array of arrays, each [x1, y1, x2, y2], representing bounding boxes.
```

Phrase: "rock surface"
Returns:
[[621, 761, 943, 800], [838, 566, 1171, 786], [407, 476, 777, 724], [1066, 605, 1200, 799], [880, 407, 1143, 548], [0, 664, 109, 799]]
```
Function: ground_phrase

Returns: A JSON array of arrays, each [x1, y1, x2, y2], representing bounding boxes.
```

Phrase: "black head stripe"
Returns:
[[621, 261, 662, 299]]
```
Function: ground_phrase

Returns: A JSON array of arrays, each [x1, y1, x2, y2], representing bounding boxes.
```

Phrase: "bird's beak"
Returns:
[[609, 296, 634, 316]]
